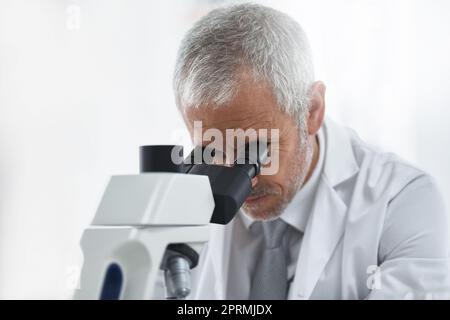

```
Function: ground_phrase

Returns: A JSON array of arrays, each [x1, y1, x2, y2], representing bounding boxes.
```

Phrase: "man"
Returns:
[[172, 3, 450, 299]]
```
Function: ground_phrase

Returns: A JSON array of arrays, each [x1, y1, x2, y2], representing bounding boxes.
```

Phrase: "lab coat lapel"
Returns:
[[291, 178, 347, 299], [291, 118, 359, 299]]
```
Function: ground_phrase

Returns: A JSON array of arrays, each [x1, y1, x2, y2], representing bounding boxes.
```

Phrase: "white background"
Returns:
[[0, 0, 449, 298]]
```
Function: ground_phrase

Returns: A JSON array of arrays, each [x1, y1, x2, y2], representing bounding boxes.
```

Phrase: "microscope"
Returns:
[[74, 142, 267, 300]]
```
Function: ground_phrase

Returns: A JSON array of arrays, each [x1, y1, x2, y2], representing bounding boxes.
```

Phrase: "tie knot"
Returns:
[[261, 219, 288, 249]]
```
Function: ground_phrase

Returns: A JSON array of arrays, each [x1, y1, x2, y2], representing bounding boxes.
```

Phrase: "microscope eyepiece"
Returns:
[[185, 140, 269, 225], [140, 145, 185, 173], [138, 142, 269, 225], [234, 140, 269, 179]]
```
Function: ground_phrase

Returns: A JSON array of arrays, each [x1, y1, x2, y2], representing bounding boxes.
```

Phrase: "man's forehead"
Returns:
[[184, 76, 280, 127], [185, 105, 276, 131]]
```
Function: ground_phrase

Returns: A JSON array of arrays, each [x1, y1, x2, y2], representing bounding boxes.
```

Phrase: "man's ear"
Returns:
[[307, 81, 326, 135]]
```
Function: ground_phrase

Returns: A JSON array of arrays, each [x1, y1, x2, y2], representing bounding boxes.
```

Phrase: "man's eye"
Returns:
[[202, 147, 231, 166], [212, 150, 227, 165]]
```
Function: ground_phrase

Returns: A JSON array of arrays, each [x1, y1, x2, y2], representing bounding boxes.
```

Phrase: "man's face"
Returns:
[[183, 78, 315, 221]]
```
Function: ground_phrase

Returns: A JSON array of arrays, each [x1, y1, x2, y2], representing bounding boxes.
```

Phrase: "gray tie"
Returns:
[[249, 219, 289, 300]]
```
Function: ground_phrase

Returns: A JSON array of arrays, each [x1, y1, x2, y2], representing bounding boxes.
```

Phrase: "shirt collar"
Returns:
[[239, 127, 326, 233]]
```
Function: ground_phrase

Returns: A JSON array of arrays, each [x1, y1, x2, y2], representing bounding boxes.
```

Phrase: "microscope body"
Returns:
[[74, 173, 214, 299], [75, 144, 266, 299]]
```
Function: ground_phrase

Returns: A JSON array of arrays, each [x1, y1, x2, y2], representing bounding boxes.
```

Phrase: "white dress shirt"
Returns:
[[225, 128, 326, 299]]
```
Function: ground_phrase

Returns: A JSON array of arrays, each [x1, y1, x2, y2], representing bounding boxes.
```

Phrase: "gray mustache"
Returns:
[[249, 186, 281, 198]]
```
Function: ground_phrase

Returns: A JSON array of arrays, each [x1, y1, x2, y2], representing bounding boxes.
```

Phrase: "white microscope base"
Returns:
[[74, 225, 210, 300]]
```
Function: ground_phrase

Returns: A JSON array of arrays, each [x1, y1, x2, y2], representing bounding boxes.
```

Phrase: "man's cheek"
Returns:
[[255, 176, 274, 189]]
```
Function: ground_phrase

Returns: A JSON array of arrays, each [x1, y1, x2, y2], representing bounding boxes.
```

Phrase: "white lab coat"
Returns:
[[189, 118, 450, 300]]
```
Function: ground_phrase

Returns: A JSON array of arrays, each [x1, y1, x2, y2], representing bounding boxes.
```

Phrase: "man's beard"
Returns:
[[242, 130, 315, 221]]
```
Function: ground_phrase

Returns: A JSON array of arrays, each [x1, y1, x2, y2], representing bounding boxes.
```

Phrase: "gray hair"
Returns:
[[173, 3, 315, 125]]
